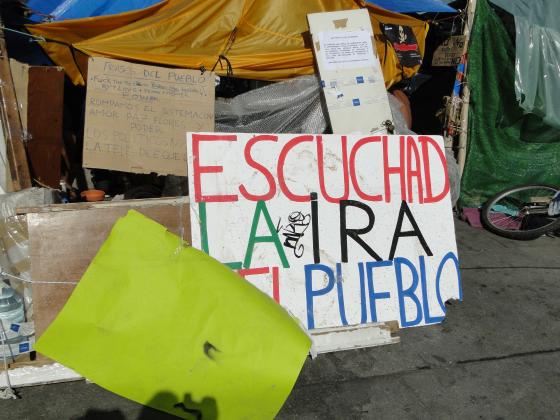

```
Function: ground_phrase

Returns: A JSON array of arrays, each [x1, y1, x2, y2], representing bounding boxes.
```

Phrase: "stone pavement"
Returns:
[[3, 219, 560, 419]]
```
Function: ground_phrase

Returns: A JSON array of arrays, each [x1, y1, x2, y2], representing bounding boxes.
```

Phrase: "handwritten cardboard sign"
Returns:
[[432, 35, 466, 67], [187, 133, 462, 330], [83, 57, 214, 175]]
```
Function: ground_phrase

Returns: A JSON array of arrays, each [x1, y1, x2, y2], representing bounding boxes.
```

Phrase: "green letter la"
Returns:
[[244, 201, 290, 269]]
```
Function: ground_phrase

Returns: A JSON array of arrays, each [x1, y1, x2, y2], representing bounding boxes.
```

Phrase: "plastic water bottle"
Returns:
[[0, 286, 24, 327], [0, 286, 25, 354]]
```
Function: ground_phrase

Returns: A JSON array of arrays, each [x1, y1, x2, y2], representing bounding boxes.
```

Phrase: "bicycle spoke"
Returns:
[[482, 184, 560, 239]]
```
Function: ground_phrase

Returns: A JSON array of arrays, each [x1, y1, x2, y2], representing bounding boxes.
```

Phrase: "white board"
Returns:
[[308, 9, 392, 135], [187, 133, 461, 332]]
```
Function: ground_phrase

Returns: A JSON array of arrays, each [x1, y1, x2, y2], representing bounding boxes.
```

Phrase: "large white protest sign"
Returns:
[[187, 133, 461, 331]]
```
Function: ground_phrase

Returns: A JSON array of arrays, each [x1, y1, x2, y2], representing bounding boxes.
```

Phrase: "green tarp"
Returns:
[[460, 0, 560, 207]]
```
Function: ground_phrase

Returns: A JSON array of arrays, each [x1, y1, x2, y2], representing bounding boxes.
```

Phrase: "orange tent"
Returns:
[[28, 0, 428, 87]]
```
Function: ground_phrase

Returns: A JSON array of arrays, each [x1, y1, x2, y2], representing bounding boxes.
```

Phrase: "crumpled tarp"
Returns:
[[27, 0, 428, 87], [491, 0, 560, 129], [26, 0, 162, 22], [460, 0, 560, 208]]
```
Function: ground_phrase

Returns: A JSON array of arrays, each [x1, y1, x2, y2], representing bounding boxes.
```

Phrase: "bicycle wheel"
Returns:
[[481, 184, 560, 240]]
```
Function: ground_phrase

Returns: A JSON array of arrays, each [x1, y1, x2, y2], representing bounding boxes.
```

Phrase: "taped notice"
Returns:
[[320, 31, 376, 71]]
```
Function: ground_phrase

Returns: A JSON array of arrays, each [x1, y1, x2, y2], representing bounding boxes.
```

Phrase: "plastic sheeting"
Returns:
[[0, 188, 56, 219], [216, 77, 327, 135], [366, 0, 456, 13], [491, 0, 560, 129], [460, 0, 560, 208], [26, 0, 162, 22], [0, 188, 56, 321], [27, 0, 428, 87], [0, 216, 33, 320]]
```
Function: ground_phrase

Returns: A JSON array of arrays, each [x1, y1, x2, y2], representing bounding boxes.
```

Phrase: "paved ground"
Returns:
[[3, 219, 560, 419]]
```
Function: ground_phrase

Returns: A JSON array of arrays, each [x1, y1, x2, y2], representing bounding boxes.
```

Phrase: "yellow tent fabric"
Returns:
[[27, 1, 168, 85], [28, 0, 427, 88]]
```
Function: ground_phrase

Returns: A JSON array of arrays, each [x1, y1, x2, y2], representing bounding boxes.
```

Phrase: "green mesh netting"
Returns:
[[459, 0, 560, 208]]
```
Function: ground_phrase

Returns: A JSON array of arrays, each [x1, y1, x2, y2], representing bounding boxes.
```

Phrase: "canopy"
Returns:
[[28, 0, 428, 87], [366, 0, 456, 13], [26, 0, 162, 21]]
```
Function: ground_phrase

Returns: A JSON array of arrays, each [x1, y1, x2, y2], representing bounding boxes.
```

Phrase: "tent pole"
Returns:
[[457, 86, 470, 177], [456, 0, 477, 178]]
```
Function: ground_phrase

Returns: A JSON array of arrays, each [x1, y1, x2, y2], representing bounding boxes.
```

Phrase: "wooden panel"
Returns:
[[0, 23, 32, 190], [9, 60, 28, 130], [27, 66, 64, 188], [28, 198, 191, 344]]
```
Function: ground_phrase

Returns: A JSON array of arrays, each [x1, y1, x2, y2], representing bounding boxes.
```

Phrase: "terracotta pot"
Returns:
[[80, 189, 105, 202]]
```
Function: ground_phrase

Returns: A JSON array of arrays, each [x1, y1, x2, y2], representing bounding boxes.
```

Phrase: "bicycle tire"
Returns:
[[481, 184, 560, 240]]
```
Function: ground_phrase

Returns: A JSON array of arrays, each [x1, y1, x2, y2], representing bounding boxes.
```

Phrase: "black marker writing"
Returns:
[[277, 211, 311, 258]]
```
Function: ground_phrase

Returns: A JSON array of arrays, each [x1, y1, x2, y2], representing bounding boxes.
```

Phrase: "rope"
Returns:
[[0, 26, 45, 42], [1, 25, 85, 82], [1, 271, 78, 285], [0, 322, 17, 400], [211, 27, 237, 76], [211, 55, 234, 77]]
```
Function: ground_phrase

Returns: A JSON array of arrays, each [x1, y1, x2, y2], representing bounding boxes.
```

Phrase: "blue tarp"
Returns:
[[366, 0, 456, 13], [26, 0, 60, 20], [26, 0, 455, 21], [26, 0, 162, 21]]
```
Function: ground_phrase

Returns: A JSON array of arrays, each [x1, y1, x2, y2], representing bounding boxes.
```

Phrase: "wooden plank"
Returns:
[[11, 62, 65, 188], [18, 197, 188, 214], [29, 197, 191, 346], [310, 323, 400, 356], [28, 65, 64, 188], [0, 112, 12, 191], [0, 20, 32, 191], [9, 60, 28, 130], [0, 363, 82, 388]]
